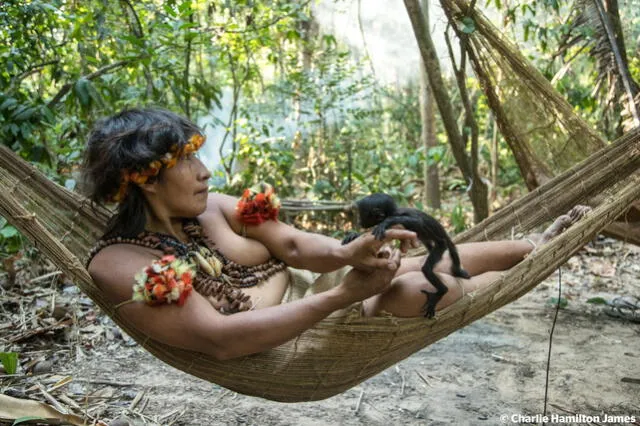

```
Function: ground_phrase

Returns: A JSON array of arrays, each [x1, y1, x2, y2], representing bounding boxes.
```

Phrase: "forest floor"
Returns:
[[1, 235, 639, 426]]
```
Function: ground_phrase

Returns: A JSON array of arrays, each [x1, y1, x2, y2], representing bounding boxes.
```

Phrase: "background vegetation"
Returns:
[[1, 0, 639, 254]]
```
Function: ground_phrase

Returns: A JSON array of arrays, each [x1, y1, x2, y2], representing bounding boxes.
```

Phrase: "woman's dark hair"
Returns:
[[81, 108, 202, 239]]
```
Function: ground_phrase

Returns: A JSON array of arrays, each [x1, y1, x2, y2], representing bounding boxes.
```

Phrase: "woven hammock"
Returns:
[[439, 0, 640, 244], [0, 127, 638, 401]]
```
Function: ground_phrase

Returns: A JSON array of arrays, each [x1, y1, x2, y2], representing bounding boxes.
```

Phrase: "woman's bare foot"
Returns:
[[527, 205, 592, 248]]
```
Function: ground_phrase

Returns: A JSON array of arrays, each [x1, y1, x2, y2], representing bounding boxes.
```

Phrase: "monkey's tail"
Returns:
[[447, 238, 471, 278]]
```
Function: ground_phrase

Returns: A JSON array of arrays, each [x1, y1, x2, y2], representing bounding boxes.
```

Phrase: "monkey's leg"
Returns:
[[341, 232, 361, 245], [419, 246, 448, 318]]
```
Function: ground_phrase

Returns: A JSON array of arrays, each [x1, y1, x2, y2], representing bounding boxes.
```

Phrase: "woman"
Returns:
[[83, 108, 588, 361]]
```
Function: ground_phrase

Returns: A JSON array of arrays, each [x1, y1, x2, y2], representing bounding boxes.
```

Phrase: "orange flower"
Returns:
[[236, 182, 280, 226], [132, 256, 195, 307], [152, 284, 167, 299], [181, 272, 192, 286]]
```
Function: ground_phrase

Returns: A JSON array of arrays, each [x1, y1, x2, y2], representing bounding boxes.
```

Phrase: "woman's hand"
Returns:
[[338, 229, 417, 271], [337, 248, 401, 303]]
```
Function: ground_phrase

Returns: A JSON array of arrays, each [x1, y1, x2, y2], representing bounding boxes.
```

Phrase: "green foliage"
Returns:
[[3, 0, 610, 238], [0, 352, 18, 374], [489, 0, 640, 138], [450, 202, 467, 233], [547, 297, 569, 309], [13, 418, 48, 426], [0, 217, 22, 256]]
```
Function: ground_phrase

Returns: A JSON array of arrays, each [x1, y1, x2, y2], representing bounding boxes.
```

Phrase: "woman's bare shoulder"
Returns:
[[203, 192, 237, 215], [200, 192, 241, 232], [88, 244, 158, 304], [88, 243, 229, 359]]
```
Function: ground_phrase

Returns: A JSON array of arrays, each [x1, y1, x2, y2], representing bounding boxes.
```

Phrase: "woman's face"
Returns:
[[151, 151, 212, 218]]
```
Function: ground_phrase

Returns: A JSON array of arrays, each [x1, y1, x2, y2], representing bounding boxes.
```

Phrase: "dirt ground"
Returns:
[[1, 235, 639, 425]]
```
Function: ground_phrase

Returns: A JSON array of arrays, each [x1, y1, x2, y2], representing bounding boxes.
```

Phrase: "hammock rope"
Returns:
[[440, 0, 640, 244], [0, 128, 638, 401], [1, 0, 639, 400]]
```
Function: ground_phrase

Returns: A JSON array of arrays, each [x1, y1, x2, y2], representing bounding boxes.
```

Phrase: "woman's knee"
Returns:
[[365, 271, 466, 317]]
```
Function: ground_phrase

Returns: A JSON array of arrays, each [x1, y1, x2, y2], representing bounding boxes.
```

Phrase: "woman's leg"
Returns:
[[395, 206, 590, 277], [395, 240, 535, 277], [364, 270, 503, 317], [366, 206, 591, 317]]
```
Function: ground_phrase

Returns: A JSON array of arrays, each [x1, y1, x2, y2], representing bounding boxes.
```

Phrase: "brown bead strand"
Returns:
[[87, 219, 287, 314]]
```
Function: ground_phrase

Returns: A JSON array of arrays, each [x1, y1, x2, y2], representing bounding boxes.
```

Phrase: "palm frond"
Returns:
[[556, 0, 640, 131]]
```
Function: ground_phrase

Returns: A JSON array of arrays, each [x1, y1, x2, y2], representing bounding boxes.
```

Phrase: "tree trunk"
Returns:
[[421, 66, 441, 210], [404, 0, 488, 220], [605, 0, 638, 95], [490, 114, 498, 207], [419, 0, 440, 210], [596, 0, 640, 127]]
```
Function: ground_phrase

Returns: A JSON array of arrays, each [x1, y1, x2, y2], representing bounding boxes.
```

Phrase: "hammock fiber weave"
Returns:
[[1, 0, 639, 401], [0, 128, 638, 402], [439, 0, 640, 244]]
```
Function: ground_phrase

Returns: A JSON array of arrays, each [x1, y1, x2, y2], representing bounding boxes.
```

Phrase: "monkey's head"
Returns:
[[356, 193, 398, 228]]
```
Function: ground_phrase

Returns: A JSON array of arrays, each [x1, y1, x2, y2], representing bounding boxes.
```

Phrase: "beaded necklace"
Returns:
[[87, 219, 287, 314]]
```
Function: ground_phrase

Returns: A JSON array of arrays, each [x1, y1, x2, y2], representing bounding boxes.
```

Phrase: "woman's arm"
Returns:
[[89, 245, 400, 360], [208, 193, 416, 273]]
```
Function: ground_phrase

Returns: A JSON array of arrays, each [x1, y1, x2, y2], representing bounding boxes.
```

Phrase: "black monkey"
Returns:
[[342, 193, 470, 318]]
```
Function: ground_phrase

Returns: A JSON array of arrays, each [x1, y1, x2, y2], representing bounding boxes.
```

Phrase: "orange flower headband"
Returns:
[[108, 133, 206, 203]]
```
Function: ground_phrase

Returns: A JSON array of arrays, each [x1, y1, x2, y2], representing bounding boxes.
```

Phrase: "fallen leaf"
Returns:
[[589, 260, 616, 277], [0, 394, 96, 425]]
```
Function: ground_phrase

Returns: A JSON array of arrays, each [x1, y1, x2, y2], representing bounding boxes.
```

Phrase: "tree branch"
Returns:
[[120, 0, 155, 98], [47, 60, 134, 109], [201, 0, 312, 35], [404, 0, 472, 180], [184, 10, 194, 119], [8, 60, 60, 93], [357, 0, 377, 80]]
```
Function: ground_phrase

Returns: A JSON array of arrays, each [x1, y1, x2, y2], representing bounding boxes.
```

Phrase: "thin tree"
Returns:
[[404, 0, 488, 222], [418, 0, 441, 210]]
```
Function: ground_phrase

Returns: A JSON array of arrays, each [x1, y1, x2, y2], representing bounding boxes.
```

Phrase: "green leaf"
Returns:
[[0, 352, 18, 374], [461, 17, 475, 34], [13, 417, 48, 426], [178, 1, 192, 15], [74, 77, 90, 106], [0, 225, 18, 239], [586, 297, 608, 305], [323, 34, 337, 47], [9, 123, 20, 136], [0, 97, 18, 111], [86, 80, 104, 106], [13, 106, 36, 122], [163, 4, 177, 16], [285, 29, 300, 41], [547, 297, 568, 308]]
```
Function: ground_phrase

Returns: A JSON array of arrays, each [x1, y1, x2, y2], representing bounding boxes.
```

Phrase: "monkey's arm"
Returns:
[[371, 215, 425, 240]]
